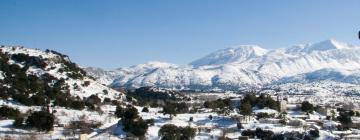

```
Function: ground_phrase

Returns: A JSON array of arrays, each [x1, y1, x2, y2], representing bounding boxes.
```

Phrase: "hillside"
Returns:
[[0, 46, 123, 106]]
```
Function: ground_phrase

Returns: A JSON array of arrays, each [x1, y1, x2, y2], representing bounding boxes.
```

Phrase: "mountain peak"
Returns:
[[190, 45, 268, 67], [302, 39, 354, 53]]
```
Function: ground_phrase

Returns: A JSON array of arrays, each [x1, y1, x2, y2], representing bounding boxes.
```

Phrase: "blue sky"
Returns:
[[0, 0, 359, 69]]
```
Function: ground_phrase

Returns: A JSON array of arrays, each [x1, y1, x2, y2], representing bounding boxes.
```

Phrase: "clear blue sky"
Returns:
[[0, 0, 359, 69]]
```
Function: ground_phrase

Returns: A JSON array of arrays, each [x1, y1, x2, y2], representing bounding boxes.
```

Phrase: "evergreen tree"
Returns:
[[301, 101, 314, 113], [240, 102, 252, 116], [26, 110, 55, 131]]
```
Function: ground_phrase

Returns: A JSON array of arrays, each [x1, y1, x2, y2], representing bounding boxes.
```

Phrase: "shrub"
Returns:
[[158, 124, 196, 140], [123, 118, 148, 137], [123, 106, 139, 120], [142, 107, 149, 112], [26, 110, 54, 131], [13, 117, 24, 128], [67, 120, 102, 134], [115, 105, 124, 118], [0, 106, 21, 119], [103, 98, 111, 104], [70, 100, 86, 110], [119, 106, 148, 137], [162, 102, 189, 119], [146, 118, 155, 126], [82, 81, 90, 87], [309, 129, 319, 138], [301, 101, 314, 113]]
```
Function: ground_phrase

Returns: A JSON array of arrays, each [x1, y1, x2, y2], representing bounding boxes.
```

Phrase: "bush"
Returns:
[[146, 118, 155, 126], [70, 100, 86, 110], [142, 107, 149, 112], [240, 93, 280, 111], [123, 118, 148, 137], [203, 98, 231, 109], [237, 122, 243, 129], [256, 112, 274, 120], [13, 117, 24, 128], [115, 105, 124, 118], [301, 101, 314, 113], [82, 81, 90, 87], [239, 102, 252, 116], [26, 110, 55, 131], [241, 129, 256, 138], [159, 124, 196, 140], [67, 120, 102, 134], [122, 106, 139, 120], [103, 98, 111, 104], [309, 129, 319, 138], [0, 106, 21, 119], [162, 102, 189, 119], [119, 106, 148, 137]]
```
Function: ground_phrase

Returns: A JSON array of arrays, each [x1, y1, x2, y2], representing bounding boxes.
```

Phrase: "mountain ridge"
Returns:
[[86, 39, 360, 92]]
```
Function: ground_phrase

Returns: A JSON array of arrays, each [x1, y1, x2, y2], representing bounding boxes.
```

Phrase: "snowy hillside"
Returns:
[[86, 39, 360, 92], [0, 46, 124, 101]]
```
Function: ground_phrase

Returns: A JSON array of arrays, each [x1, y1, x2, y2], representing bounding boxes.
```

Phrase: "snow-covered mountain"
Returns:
[[190, 45, 268, 67], [86, 39, 360, 92]]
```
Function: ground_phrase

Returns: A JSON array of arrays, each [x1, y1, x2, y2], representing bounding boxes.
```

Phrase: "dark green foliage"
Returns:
[[115, 105, 124, 118], [337, 110, 352, 129], [29, 94, 48, 106], [146, 118, 155, 126], [203, 98, 231, 109], [241, 129, 256, 138], [68, 120, 102, 134], [125, 87, 189, 107], [26, 110, 55, 131], [11, 53, 47, 69], [0, 106, 21, 119], [86, 94, 101, 106], [13, 117, 24, 127], [159, 124, 178, 139], [122, 106, 139, 120], [241, 128, 274, 140], [103, 97, 111, 104], [256, 112, 274, 120], [70, 100, 86, 110], [163, 102, 189, 119], [142, 107, 149, 112], [255, 128, 274, 140], [122, 118, 148, 137], [239, 102, 252, 116], [119, 106, 149, 137], [301, 101, 314, 113], [256, 94, 279, 110], [239, 93, 280, 116], [189, 117, 193, 122], [158, 124, 196, 140], [272, 131, 305, 140], [237, 122, 243, 129], [309, 129, 319, 138]]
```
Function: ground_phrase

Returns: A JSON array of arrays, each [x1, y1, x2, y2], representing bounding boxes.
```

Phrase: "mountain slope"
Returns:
[[86, 40, 360, 92], [190, 45, 268, 67], [0, 46, 124, 107]]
